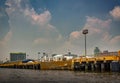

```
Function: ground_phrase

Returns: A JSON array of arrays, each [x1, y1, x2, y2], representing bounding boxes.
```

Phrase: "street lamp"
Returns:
[[82, 29, 88, 57]]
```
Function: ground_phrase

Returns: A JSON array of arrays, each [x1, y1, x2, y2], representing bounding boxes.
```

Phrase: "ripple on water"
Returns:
[[0, 68, 120, 83]]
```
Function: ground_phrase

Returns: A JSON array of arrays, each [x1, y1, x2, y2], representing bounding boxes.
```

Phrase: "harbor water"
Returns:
[[0, 68, 120, 83]]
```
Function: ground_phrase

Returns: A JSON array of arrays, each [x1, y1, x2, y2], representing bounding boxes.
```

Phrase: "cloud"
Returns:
[[24, 8, 51, 26], [70, 31, 80, 39], [3, 0, 119, 57], [110, 36, 120, 44], [0, 0, 13, 61], [33, 33, 63, 48], [65, 16, 120, 54], [5, 0, 60, 35], [0, 5, 10, 40], [70, 16, 112, 42], [0, 30, 12, 46], [5, 0, 63, 54], [0, 30, 12, 61], [21, 1, 63, 46], [108, 35, 120, 51], [84, 16, 111, 34], [5, 0, 22, 15], [110, 6, 120, 20], [34, 38, 49, 45]]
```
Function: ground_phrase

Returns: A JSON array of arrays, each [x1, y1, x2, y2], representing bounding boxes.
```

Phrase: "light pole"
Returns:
[[38, 52, 40, 60], [26, 54, 29, 59], [82, 29, 88, 57]]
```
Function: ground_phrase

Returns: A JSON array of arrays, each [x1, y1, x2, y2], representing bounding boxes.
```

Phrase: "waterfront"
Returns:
[[0, 68, 120, 83]]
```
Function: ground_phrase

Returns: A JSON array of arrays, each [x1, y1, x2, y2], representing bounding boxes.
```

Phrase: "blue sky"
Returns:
[[0, 0, 120, 61]]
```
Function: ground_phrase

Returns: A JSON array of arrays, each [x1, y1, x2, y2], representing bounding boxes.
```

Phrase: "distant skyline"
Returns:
[[0, 0, 120, 61]]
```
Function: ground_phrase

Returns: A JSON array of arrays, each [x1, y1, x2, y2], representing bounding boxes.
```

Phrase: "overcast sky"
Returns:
[[0, 0, 120, 61]]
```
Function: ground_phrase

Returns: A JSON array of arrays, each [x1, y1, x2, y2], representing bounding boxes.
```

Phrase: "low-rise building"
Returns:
[[10, 52, 26, 61]]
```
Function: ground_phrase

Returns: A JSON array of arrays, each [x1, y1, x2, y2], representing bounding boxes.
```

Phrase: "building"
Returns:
[[63, 52, 78, 60], [10, 52, 26, 61], [39, 52, 78, 62], [52, 52, 78, 61], [97, 50, 118, 56], [94, 47, 101, 56]]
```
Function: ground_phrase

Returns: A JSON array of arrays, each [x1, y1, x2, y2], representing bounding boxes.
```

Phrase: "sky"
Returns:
[[0, 0, 120, 61]]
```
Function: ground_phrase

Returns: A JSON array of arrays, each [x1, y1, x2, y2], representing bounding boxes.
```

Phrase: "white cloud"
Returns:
[[24, 8, 52, 27], [21, 2, 63, 46], [33, 34, 63, 47], [70, 16, 112, 42], [0, 30, 12, 46], [102, 32, 111, 42], [110, 6, 120, 20], [70, 31, 81, 39], [0, 30, 12, 61], [110, 36, 120, 44], [5, 0, 22, 15], [5, 0, 63, 54], [34, 38, 49, 45], [84, 16, 111, 34], [63, 16, 120, 54], [4, 0, 120, 57], [5, 0, 60, 35]]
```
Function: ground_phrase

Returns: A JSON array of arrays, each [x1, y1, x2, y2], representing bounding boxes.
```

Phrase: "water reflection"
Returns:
[[0, 68, 120, 83]]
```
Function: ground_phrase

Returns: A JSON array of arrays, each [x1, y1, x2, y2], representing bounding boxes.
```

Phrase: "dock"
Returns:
[[0, 50, 120, 72]]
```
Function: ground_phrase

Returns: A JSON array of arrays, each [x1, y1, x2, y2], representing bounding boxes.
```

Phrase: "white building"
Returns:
[[53, 54, 63, 61], [52, 53, 78, 61], [40, 52, 78, 62]]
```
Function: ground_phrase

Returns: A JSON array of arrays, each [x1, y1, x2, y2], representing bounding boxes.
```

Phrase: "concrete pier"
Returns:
[[0, 50, 120, 72], [73, 51, 120, 72]]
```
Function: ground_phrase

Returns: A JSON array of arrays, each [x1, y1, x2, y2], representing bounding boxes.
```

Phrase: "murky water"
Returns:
[[0, 68, 120, 83]]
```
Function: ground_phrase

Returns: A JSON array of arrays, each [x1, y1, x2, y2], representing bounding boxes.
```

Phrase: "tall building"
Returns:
[[10, 52, 26, 61], [94, 47, 101, 56]]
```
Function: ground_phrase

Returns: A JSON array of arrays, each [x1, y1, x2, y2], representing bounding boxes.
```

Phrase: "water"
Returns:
[[0, 68, 120, 83]]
